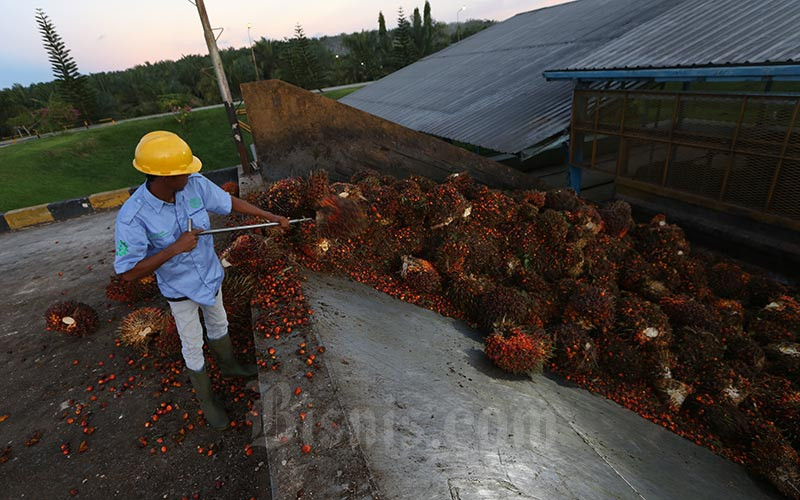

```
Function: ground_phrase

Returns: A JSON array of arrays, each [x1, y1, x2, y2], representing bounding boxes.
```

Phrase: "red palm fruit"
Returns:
[[751, 296, 800, 344], [219, 234, 283, 272], [407, 175, 437, 193], [708, 262, 751, 301], [220, 180, 239, 197], [485, 325, 553, 375], [118, 307, 164, 350], [566, 205, 604, 242], [45, 301, 99, 337], [366, 185, 400, 223], [632, 214, 690, 268], [671, 326, 725, 384], [747, 422, 800, 499]]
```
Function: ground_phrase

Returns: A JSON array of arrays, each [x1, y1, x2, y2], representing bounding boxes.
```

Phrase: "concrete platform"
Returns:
[[303, 274, 781, 500]]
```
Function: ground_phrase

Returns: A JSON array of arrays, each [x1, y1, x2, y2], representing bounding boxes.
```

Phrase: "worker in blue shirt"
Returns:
[[114, 131, 288, 430]]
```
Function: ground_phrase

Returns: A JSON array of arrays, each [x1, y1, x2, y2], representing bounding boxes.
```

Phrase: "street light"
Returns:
[[457, 6, 466, 42], [247, 23, 259, 80]]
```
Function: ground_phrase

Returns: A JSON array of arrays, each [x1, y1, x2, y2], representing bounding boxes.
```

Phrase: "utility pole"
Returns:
[[194, 0, 252, 174]]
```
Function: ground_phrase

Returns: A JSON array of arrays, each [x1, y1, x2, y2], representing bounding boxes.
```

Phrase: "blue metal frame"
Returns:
[[544, 64, 800, 82]]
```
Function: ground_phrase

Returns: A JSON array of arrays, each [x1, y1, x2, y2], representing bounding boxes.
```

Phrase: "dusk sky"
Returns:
[[0, 0, 568, 89]]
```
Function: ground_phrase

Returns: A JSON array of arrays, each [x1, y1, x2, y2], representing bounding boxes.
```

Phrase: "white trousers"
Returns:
[[167, 289, 229, 371]]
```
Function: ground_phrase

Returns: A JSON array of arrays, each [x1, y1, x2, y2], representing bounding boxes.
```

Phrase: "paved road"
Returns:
[[304, 275, 781, 500]]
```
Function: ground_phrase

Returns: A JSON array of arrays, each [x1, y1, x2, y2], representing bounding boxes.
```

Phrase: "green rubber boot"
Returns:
[[187, 367, 230, 431], [208, 334, 258, 378]]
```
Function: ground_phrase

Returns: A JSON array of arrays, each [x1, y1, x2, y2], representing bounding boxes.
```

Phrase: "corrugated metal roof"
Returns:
[[340, 0, 684, 154], [562, 0, 800, 71]]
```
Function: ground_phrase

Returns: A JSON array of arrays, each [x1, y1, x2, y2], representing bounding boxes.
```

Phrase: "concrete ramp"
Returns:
[[301, 274, 779, 500]]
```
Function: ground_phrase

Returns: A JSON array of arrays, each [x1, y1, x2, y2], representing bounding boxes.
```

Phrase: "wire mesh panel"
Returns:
[[723, 154, 777, 209], [770, 160, 800, 219], [571, 89, 800, 230], [666, 146, 727, 198], [621, 139, 666, 184]]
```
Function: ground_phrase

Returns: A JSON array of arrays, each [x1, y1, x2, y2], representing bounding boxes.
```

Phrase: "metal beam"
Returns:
[[544, 64, 800, 82]]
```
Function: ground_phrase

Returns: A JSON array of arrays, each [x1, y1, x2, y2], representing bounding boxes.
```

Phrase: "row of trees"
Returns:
[[0, 3, 493, 138]]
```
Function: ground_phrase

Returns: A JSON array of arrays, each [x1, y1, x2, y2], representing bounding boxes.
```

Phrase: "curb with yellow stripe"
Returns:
[[0, 167, 238, 233]]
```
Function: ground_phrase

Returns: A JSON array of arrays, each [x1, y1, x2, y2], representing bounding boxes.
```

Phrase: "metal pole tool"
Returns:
[[197, 217, 312, 235]]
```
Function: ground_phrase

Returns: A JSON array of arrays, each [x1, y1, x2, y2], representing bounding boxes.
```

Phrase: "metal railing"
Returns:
[[570, 89, 800, 231]]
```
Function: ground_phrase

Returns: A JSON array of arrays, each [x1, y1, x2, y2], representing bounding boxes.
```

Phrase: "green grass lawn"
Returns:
[[0, 107, 249, 212], [0, 87, 365, 212], [320, 85, 364, 100]]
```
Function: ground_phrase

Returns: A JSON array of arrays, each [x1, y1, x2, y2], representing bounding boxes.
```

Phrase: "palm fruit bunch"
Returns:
[[565, 205, 604, 244], [315, 194, 367, 240], [153, 313, 182, 356], [616, 293, 672, 349], [671, 326, 725, 385], [105, 274, 159, 305], [478, 284, 537, 332], [748, 273, 789, 307], [265, 177, 305, 214], [485, 325, 553, 375], [632, 214, 690, 269], [750, 296, 800, 344], [219, 233, 283, 273], [676, 257, 710, 298], [724, 330, 766, 372], [544, 188, 582, 211], [598, 200, 634, 238], [708, 262, 751, 301], [763, 343, 800, 382], [658, 295, 719, 331], [427, 182, 471, 229], [365, 185, 400, 224], [445, 172, 480, 200], [45, 301, 99, 337], [350, 168, 384, 189], [469, 189, 515, 228], [512, 190, 547, 222], [582, 234, 626, 286], [563, 283, 616, 334], [711, 298, 746, 341], [299, 170, 332, 212], [549, 323, 597, 376], [393, 178, 429, 223], [652, 374, 693, 413], [747, 423, 800, 499], [400, 256, 442, 294], [222, 272, 256, 333], [118, 307, 164, 350], [446, 273, 492, 319]]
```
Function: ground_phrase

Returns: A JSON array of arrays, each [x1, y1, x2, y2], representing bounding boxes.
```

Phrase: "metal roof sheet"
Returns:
[[340, 0, 683, 154], [562, 0, 800, 71]]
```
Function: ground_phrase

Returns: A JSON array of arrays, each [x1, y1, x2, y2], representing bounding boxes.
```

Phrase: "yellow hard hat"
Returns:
[[132, 131, 202, 176]]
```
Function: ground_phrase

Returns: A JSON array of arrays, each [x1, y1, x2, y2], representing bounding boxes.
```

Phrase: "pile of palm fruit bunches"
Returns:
[[77, 169, 797, 497]]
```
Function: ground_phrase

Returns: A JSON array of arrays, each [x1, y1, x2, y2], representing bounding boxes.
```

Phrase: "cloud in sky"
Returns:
[[0, 0, 570, 89]]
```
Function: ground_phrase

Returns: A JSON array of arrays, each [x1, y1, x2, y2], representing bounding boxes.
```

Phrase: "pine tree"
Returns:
[[378, 12, 390, 56], [423, 1, 433, 55], [288, 24, 320, 90], [35, 8, 94, 121], [412, 8, 423, 56], [391, 7, 417, 70]]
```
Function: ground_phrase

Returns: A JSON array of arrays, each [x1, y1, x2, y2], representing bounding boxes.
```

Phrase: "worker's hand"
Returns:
[[275, 216, 290, 229], [172, 229, 203, 254]]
